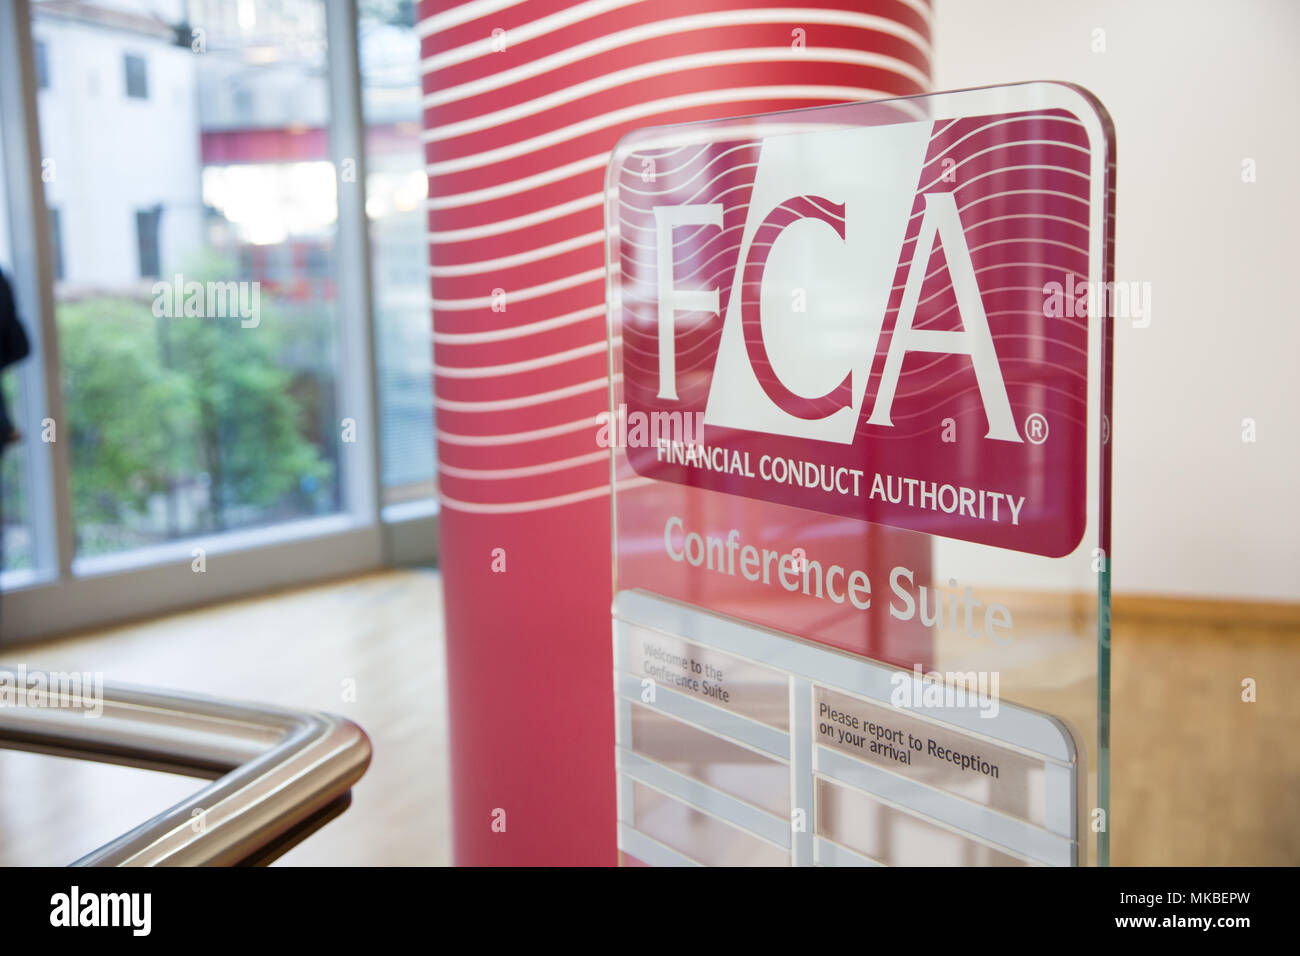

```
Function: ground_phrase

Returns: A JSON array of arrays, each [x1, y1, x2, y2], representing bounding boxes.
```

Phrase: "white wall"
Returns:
[[933, 0, 1300, 601]]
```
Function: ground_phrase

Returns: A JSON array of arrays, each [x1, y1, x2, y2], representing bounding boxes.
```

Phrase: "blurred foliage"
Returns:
[[60, 296, 195, 524], [57, 256, 334, 541]]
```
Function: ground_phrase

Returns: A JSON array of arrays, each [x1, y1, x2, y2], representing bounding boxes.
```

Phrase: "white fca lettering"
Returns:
[[654, 204, 723, 400], [866, 192, 1021, 442], [654, 193, 1020, 442]]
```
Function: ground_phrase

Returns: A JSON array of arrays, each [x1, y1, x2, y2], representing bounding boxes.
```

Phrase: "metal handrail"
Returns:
[[0, 669, 372, 866]]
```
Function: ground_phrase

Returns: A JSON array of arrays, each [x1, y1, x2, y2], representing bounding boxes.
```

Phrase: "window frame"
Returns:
[[123, 51, 147, 100], [47, 205, 61, 282], [0, 0, 437, 643], [33, 37, 47, 90], [133, 205, 160, 279]]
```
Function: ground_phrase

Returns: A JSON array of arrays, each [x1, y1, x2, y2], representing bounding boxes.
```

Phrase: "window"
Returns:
[[124, 53, 147, 100], [34, 39, 48, 90], [35, 1, 343, 559], [135, 207, 160, 279], [48, 206, 62, 281], [0, 0, 436, 638]]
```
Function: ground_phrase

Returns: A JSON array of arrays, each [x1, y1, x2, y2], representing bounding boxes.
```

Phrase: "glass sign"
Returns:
[[606, 82, 1115, 866]]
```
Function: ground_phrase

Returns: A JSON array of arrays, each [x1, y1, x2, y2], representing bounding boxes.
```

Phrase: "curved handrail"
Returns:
[[0, 669, 372, 866]]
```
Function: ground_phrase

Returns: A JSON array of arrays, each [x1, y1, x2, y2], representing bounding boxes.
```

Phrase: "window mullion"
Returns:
[[0, 0, 76, 579], [323, 0, 383, 537]]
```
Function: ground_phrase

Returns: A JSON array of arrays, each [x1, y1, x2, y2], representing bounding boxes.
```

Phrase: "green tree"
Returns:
[[163, 297, 332, 530], [59, 297, 194, 531], [58, 269, 332, 544]]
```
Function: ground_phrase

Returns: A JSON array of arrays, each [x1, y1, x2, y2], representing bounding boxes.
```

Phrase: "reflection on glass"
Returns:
[[629, 703, 789, 818], [816, 777, 1029, 866], [32, 0, 341, 557], [358, 0, 434, 504], [630, 782, 788, 867]]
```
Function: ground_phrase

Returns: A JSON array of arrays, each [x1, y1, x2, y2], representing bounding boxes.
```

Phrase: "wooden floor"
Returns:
[[0, 569, 1295, 866], [1111, 612, 1300, 866]]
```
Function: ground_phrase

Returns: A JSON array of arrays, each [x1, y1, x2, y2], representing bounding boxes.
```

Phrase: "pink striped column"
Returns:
[[419, 0, 932, 865]]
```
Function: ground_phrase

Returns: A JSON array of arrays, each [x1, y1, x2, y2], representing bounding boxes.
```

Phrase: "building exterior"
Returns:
[[32, 0, 203, 292]]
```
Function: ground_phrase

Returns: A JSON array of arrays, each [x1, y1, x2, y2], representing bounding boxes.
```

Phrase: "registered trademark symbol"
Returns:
[[1024, 413, 1049, 444]]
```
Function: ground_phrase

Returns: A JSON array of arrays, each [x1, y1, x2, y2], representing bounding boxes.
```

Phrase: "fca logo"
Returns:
[[653, 190, 1023, 446]]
